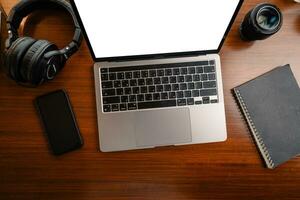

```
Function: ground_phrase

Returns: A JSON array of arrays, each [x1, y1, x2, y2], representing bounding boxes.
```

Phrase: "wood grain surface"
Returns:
[[1, 0, 300, 199]]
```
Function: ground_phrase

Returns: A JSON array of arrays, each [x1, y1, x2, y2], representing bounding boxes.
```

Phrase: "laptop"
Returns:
[[70, 0, 243, 152]]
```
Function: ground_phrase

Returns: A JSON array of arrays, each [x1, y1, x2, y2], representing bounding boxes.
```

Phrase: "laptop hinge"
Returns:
[[111, 53, 207, 63]]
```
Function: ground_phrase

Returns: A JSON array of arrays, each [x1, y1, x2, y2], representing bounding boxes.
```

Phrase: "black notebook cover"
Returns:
[[233, 65, 300, 169]]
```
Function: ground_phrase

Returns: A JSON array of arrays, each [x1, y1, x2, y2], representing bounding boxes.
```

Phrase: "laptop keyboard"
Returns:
[[100, 61, 218, 113]]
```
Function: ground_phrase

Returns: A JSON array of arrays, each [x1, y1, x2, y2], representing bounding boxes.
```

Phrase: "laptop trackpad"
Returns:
[[135, 108, 192, 147]]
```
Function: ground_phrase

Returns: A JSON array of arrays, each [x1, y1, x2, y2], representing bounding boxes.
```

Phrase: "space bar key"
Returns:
[[138, 100, 177, 110]]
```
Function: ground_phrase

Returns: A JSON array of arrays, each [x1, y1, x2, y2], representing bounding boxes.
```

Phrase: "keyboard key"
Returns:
[[103, 105, 111, 112], [102, 89, 116, 96], [187, 98, 194, 105], [201, 74, 208, 81], [128, 103, 137, 110], [130, 79, 137, 87], [172, 84, 179, 91], [204, 66, 215, 73], [203, 97, 210, 104], [133, 71, 141, 78], [154, 77, 161, 85], [117, 72, 125, 80], [162, 77, 169, 84], [145, 94, 153, 101], [141, 86, 148, 93], [185, 75, 193, 82], [109, 73, 117, 80], [153, 93, 160, 101], [141, 70, 149, 78], [146, 78, 153, 85], [125, 72, 132, 79], [196, 66, 204, 73], [193, 74, 201, 81], [180, 68, 188, 75], [102, 81, 113, 89], [116, 88, 124, 95], [124, 88, 132, 95], [114, 80, 121, 88], [156, 85, 164, 92], [161, 92, 168, 100], [112, 104, 119, 112], [203, 81, 217, 88], [184, 91, 192, 98], [180, 83, 187, 90], [169, 92, 176, 99], [200, 89, 217, 96], [195, 82, 203, 89], [157, 69, 164, 76], [176, 91, 184, 99], [121, 96, 129, 103], [103, 96, 120, 104], [164, 84, 172, 92], [138, 79, 145, 86], [170, 76, 177, 83], [138, 100, 176, 109], [132, 87, 140, 94], [130, 79, 137, 86], [120, 104, 127, 111], [188, 67, 196, 74], [188, 83, 195, 90], [129, 95, 137, 102], [204, 66, 216, 73], [122, 80, 129, 87], [137, 94, 145, 102], [173, 68, 180, 75], [165, 69, 172, 76], [178, 76, 185, 83], [209, 60, 215, 65], [101, 68, 108, 74], [177, 99, 187, 106], [208, 73, 216, 80], [211, 99, 218, 104], [148, 86, 156, 93], [195, 101, 202, 105], [149, 70, 157, 77], [192, 90, 200, 97], [101, 73, 108, 81]]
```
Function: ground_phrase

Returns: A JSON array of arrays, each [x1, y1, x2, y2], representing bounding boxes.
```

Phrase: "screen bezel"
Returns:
[[70, 0, 244, 62]]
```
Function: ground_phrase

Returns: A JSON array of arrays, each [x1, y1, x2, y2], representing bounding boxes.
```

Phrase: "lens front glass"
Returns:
[[256, 6, 280, 30]]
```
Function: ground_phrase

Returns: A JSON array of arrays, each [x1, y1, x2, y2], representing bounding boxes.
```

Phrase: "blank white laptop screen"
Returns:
[[73, 0, 240, 59]]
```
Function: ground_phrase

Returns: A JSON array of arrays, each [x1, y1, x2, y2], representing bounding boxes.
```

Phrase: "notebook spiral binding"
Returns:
[[234, 88, 275, 168]]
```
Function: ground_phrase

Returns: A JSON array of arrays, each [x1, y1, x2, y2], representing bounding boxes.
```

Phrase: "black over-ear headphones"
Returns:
[[3, 0, 82, 86]]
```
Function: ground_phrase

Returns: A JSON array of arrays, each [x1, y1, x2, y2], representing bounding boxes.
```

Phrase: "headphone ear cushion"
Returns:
[[5, 37, 36, 82], [21, 40, 58, 85]]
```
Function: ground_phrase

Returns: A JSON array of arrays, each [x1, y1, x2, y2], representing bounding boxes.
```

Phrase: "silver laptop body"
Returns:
[[70, 0, 243, 152]]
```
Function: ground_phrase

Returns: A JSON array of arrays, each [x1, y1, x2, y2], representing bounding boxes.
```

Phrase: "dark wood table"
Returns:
[[1, 0, 300, 199]]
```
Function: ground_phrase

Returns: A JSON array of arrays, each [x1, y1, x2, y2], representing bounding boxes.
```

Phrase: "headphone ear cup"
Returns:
[[21, 40, 58, 85], [4, 37, 36, 82]]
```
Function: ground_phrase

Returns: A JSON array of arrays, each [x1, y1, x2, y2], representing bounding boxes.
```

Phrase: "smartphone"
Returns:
[[35, 90, 83, 155]]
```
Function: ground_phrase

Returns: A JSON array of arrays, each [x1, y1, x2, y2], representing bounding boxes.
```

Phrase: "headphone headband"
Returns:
[[6, 0, 82, 60]]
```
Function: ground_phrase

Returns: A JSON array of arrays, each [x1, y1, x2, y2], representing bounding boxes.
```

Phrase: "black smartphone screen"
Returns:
[[35, 90, 83, 155]]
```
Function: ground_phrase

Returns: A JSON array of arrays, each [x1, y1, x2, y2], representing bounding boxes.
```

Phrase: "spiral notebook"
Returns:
[[233, 65, 300, 169]]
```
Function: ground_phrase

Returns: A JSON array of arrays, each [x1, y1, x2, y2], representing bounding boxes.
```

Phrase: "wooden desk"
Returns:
[[1, 0, 300, 199]]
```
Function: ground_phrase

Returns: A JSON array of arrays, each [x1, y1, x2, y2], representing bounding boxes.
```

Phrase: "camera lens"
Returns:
[[240, 3, 282, 41], [256, 6, 280, 30]]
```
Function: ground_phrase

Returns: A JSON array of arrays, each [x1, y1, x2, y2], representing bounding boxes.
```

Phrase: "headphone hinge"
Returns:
[[5, 29, 17, 48], [63, 41, 79, 60]]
